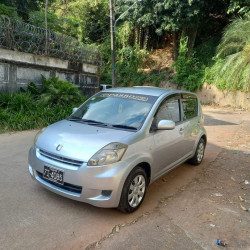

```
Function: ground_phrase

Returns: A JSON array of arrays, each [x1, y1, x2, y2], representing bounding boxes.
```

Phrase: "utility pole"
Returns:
[[109, 0, 116, 87], [110, 0, 142, 87], [45, 0, 48, 55]]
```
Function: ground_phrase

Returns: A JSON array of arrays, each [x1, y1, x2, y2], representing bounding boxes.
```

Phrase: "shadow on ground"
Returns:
[[204, 114, 238, 126]]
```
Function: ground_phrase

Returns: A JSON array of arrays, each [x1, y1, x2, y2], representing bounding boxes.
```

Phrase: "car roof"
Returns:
[[102, 86, 194, 97]]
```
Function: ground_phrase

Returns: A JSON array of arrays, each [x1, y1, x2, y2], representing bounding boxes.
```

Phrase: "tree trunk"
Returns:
[[110, 0, 116, 87], [173, 31, 181, 61], [184, 25, 198, 57], [143, 27, 149, 50]]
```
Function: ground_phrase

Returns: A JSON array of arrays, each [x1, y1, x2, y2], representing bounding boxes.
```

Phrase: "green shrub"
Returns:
[[173, 36, 219, 92], [116, 45, 148, 86], [0, 92, 13, 109], [173, 37, 204, 92], [0, 92, 34, 111], [27, 82, 40, 97], [0, 78, 87, 132], [40, 76, 82, 106]]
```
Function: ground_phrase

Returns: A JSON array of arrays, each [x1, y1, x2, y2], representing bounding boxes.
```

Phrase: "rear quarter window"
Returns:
[[181, 94, 198, 120]]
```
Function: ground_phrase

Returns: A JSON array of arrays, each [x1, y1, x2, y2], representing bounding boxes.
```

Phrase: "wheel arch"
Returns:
[[137, 162, 151, 185], [190, 130, 207, 158], [118, 162, 151, 213], [200, 134, 207, 145]]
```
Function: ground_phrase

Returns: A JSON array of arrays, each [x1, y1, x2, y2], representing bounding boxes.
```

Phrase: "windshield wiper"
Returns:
[[112, 124, 138, 130], [81, 119, 107, 126], [68, 116, 81, 121], [68, 118, 106, 126]]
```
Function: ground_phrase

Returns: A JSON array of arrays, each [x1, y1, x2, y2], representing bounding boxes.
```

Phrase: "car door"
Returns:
[[152, 94, 189, 179]]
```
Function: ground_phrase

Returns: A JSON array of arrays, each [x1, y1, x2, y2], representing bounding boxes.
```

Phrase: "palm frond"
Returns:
[[212, 12, 250, 92]]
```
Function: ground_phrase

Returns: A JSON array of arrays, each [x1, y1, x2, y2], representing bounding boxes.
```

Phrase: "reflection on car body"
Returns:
[[28, 87, 207, 213]]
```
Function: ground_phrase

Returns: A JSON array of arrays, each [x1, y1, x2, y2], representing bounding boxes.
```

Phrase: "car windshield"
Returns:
[[69, 92, 157, 130]]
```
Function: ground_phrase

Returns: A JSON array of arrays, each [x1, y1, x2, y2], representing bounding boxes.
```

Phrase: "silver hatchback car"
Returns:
[[28, 87, 206, 213]]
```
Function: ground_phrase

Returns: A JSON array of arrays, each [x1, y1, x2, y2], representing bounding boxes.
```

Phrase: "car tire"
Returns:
[[118, 166, 147, 213], [188, 138, 206, 165]]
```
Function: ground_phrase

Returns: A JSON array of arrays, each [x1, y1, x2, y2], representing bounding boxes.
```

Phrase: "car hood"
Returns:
[[36, 120, 135, 162]]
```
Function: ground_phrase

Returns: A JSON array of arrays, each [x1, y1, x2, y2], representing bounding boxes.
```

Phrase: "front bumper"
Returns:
[[28, 147, 128, 208]]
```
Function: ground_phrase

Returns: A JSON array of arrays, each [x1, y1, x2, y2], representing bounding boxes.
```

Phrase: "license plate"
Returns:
[[43, 165, 64, 185]]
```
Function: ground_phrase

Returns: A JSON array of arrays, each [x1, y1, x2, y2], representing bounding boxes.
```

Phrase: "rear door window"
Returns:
[[181, 94, 198, 120]]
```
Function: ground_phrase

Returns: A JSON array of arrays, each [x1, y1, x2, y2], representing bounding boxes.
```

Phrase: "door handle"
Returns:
[[179, 128, 184, 134]]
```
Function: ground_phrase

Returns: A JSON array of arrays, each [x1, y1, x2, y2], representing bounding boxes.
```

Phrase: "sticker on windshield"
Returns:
[[100, 93, 149, 102]]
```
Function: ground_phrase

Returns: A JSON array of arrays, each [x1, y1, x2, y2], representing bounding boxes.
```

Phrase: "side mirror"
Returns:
[[72, 107, 78, 114], [157, 120, 175, 130]]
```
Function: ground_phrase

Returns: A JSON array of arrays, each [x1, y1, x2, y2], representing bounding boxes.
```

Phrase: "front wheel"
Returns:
[[188, 138, 206, 165], [118, 167, 147, 213]]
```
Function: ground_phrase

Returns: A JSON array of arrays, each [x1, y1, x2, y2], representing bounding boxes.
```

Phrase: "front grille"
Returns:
[[39, 149, 83, 167], [36, 171, 82, 194]]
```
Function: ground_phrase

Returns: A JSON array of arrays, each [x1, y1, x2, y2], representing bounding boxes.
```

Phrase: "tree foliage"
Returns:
[[173, 36, 204, 91], [0, 0, 44, 20], [208, 12, 250, 91], [227, 0, 250, 15], [28, 10, 64, 33], [0, 3, 19, 18], [1, 0, 250, 92], [50, 0, 109, 43]]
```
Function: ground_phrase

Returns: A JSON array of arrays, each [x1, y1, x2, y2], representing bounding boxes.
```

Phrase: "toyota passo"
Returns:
[[28, 87, 206, 213]]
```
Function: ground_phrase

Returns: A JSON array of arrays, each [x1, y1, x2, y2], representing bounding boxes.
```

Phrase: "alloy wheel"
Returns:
[[197, 142, 205, 163], [128, 175, 146, 208]]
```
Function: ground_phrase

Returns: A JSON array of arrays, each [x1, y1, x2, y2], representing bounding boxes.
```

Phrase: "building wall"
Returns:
[[0, 48, 100, 96]]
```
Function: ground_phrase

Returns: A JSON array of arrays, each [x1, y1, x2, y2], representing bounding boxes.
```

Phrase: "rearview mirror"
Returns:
[[157, 120, 175, 130]]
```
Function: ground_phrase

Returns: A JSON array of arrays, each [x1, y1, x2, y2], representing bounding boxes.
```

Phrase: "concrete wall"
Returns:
[[0, 48, 100, 96], [160, 81, 250, 110]]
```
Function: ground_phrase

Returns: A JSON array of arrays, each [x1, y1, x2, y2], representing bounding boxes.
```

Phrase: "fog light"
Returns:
[[101, 190, 112, 197]]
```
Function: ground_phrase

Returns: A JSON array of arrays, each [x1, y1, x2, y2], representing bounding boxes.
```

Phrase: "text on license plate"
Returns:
[[43, 165, 64, 185]]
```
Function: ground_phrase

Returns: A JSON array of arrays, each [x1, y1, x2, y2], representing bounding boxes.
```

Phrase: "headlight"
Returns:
[[33, 128, 46, 147], [87, 142, 127, 166]]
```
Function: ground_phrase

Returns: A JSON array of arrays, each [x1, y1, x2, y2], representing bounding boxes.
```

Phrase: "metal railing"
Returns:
[[0, 16, 100, 65]]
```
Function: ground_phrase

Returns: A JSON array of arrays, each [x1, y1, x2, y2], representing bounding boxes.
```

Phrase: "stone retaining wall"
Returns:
[[160, 81, 250, 110], [0, 48, 100, 96]]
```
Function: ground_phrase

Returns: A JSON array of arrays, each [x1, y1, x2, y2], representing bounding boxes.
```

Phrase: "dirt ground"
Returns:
[[0, 107, 249, 250], [85, 107, 250, 250]]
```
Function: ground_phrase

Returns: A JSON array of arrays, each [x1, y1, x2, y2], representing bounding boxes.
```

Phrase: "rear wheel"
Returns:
[[118, 167, 147, 213], [188, 138, 206, 165]]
